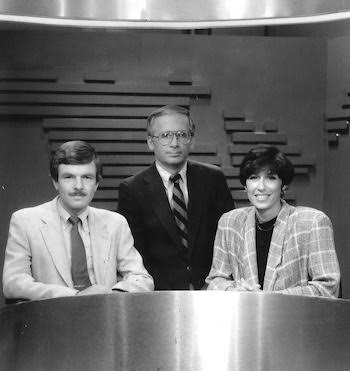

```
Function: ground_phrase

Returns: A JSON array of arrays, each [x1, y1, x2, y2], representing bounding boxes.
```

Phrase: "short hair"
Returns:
[[239, 145, 294, 187], [146, 105, 196, 136], [50, 140, 102, 182]]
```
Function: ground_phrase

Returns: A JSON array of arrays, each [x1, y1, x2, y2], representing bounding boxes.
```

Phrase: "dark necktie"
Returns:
[[69, 216, 91, 291], [171, 173, 188, 249]]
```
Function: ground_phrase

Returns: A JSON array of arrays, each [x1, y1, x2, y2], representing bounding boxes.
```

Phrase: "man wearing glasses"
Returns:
[[118, 105, 234, 290]]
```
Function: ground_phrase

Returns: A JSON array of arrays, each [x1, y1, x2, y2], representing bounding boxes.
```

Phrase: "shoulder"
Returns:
[[219, 206, 253, 226], [188, 160, 224, 174], [290, 205, 329, 220], [11, 199, 56, 220], [187, 160, 226, 182], [286, 204, 332, 227], [89, 206, 127, 223], [119, 165, 155, 188]]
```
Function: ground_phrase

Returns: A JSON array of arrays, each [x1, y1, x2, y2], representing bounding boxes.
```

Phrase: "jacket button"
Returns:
[[186, 265, 192, 271]]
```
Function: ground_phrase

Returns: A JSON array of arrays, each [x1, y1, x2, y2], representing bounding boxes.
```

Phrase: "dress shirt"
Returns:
[[57, 199, 96, 284], [155, 161, 188, 207]]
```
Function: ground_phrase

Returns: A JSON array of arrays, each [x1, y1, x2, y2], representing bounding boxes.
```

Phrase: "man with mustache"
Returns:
[[3, 141, 154, 301], [118, 105, 234, 290]]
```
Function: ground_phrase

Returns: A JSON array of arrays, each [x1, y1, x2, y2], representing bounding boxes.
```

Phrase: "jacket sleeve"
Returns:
[[117, 181, 150, 268], [3, 212, 78, 301], [111, 216, 154, 292], [206, 213, 237, 291], [215, 169, 235, 215], [278, 212, 340, 298]]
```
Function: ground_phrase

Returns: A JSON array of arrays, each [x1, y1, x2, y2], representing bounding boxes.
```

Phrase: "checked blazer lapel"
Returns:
[[242, 208, 260, 287], [145, 164, 183, 250], [263, 201, 289, 291]]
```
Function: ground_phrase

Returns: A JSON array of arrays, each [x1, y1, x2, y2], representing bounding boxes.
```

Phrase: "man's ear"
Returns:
[[189, 135, 195, 150], [51, 178, 59, 191], [147, 136, 154, 151]]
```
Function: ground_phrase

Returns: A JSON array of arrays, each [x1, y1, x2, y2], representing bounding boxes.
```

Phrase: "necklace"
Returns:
[[256, 216, 277, 232], [256, 223, 275, 232]]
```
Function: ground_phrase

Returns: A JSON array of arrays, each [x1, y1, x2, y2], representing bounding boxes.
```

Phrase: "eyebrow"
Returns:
[[60, 172, 96, 177]]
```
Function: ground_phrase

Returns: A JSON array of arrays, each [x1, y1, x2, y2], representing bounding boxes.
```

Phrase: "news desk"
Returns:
[[0, 292, 349, 370]]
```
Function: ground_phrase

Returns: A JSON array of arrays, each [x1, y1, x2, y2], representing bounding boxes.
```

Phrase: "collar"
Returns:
[[155, 161, 188, 186], [56, 197, 89, 231]]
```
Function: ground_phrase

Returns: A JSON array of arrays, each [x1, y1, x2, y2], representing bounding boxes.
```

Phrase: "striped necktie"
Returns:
[[69, 216, 91, 291], [171, 173, 188, 249]]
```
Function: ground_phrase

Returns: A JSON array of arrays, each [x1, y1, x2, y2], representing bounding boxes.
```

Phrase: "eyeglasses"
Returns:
[[151, 130, 193, 146]]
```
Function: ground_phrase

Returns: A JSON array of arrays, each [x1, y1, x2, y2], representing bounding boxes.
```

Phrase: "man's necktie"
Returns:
[[69, 216, 91, 291], [171, 174, 188, 249]]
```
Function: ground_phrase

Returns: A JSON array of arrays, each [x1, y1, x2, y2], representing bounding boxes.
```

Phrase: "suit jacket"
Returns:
[[3, 197, 154, 301], [118, 161, 234, 290], [206, 200, 340, 297]]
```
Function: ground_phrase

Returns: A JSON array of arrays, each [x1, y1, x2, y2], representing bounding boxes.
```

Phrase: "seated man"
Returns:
[[3, 140, 154, 301]]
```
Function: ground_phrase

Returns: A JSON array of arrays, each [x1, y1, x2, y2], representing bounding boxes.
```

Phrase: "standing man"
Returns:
[[3, 141, 154, 301], [118, 105, 234, 290]]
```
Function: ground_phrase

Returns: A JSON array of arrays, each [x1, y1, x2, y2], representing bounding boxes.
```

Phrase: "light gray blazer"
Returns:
[[3, 197, 154, 300]]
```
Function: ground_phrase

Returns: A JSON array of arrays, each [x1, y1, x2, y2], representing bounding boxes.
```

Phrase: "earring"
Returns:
[[281, 186, 287, 198]]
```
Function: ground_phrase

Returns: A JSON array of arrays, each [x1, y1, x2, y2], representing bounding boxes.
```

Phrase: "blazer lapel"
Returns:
[[243, 208, 260, 286], [187, 162, 205, 256], [263, 201, 290, 291], [88, 209, 110, 284], [145, 164, 182, 250], [40, 199, 72, 286]]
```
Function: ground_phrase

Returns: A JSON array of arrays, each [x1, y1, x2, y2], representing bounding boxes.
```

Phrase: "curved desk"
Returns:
[[0, 292, 349, 370]]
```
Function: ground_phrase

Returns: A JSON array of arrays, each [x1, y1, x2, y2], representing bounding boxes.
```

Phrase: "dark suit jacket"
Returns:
[[118, 160, 234, 290]]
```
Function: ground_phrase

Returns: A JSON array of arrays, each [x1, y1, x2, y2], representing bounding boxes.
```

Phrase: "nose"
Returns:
[[257, 177, 266, 190], [169, 133, 179, 146], [74, 177, 83, 190]]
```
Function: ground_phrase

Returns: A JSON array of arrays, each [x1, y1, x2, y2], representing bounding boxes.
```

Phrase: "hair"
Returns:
[[146, 105, 196, 136], [239, 145, 294, 187], [50, 140, 102, 182]]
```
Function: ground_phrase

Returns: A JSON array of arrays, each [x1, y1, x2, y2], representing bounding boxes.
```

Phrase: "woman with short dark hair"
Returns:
[[206, 145, 340, 297]]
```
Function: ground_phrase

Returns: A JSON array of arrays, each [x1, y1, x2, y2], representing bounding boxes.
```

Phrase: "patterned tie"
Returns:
[[171, 173, 188, 249], [69, 216, 91, 291]]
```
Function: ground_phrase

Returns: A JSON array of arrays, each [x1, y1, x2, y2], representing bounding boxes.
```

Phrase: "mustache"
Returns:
[[69, 192, 87, 197]]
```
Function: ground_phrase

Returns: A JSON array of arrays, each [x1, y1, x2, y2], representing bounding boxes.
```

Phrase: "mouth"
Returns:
[[70, 193, 86, 198], [255, 194, 269, 201]]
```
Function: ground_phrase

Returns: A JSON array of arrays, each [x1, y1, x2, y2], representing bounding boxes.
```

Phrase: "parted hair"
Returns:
[[239, 145, 294, 187], [146, 105, 196, 136], [50, 140, 102, 182]]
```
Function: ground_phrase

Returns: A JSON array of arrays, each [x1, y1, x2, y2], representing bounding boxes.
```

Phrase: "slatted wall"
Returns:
[[0, 72, 222, 211], [223, 110, 316, 205], [0, 70, 319, 210]]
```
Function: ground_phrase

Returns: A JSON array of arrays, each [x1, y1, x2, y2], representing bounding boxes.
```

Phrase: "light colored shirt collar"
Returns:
[[56, 197, 89, 232], [155, 161, 188, 185]]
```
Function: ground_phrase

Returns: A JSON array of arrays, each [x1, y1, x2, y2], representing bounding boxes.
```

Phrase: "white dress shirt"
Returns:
[[155, 161, 188, 208]]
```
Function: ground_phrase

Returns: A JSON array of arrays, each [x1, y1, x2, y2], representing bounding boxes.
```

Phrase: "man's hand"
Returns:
[[76, 284, 113, 296]]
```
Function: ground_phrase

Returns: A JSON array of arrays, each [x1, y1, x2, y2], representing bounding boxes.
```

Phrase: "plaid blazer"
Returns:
[[206, 200, 340, 297]]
